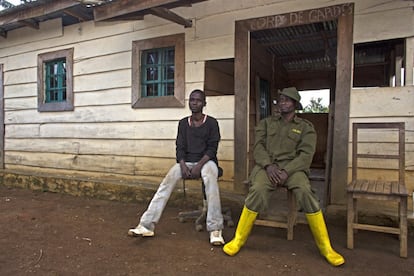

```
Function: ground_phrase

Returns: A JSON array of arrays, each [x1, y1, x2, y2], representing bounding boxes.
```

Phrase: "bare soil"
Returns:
[[1, 185, 413, 275]]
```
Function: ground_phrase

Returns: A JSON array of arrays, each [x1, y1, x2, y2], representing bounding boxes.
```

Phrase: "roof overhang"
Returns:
[[0, 0, 207, 38]]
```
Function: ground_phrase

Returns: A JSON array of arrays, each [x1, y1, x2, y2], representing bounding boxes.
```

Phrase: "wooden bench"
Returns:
[[347, 122, 408, 258]]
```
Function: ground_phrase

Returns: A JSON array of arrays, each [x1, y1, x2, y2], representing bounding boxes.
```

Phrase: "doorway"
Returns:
[[234, 3, 354, 205]]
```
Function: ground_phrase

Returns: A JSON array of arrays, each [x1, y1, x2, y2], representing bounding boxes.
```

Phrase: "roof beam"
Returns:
[[63, 7, 93, 22], [0, 0, 80, 26], [19, 18, 39, 29], [149, 7, 192, 27], [0, 27, 6, 38], [101, 13, 144, 22], [93, 0, 179, 22]]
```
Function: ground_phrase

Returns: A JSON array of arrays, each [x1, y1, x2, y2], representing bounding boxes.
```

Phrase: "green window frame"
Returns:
[[132, 33, 185, 108], [45, 58, 67, 103], [141, 47, 175, 98], [38, 48, 74, 112]]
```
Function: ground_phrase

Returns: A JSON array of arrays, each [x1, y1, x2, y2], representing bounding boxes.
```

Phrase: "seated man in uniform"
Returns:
[[223, 87, 345, 266], [128, 89, 225, 246]]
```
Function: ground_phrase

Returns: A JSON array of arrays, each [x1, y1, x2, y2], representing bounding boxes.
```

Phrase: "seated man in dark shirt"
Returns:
[[128, 89, 225, 245]]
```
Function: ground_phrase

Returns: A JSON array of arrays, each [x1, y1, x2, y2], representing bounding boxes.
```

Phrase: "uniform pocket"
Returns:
[[288, 131, 301, 142]]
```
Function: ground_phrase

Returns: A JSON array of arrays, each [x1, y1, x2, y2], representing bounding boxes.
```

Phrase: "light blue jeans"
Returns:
[[139, 161, 224, 232]]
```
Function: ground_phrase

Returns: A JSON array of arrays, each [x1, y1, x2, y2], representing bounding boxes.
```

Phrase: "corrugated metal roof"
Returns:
[[251, 21, 338, 72]]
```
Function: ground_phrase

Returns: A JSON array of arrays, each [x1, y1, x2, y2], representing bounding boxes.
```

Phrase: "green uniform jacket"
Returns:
[[252, 114, 316, 177]]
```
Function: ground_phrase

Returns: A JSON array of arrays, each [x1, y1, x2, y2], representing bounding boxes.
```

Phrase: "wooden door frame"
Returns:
[[0, 64, 4, 169], [234, 3, 354, 205]]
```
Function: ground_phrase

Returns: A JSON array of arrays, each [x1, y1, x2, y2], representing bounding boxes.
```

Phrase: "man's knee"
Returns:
[[201, 161, 219, 179]]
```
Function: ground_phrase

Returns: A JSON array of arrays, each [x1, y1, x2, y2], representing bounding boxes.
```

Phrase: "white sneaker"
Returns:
[[210, 230, 225, 246], [128, 224, 154, 237]]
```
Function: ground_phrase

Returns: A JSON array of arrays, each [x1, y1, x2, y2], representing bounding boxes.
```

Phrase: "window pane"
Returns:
[[146, 67, 158, 81], [165, 49, 175, 63], [146, 83, 158, 97], [166, 65, 174, 80], [45, 58, 66, 103], [166, 82, 174, 96], [146, 51, 159, 64]]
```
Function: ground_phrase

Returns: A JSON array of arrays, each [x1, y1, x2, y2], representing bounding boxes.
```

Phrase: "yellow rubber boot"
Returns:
[[223, 205, 257, 256], [306, 210, 345, 266]]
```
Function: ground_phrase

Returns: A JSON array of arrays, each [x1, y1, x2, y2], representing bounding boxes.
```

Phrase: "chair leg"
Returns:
[[354, 198, 358, 234], [347, 194, 354, 249], [287, 190, 296, 240], [399, 197, 408, 258]]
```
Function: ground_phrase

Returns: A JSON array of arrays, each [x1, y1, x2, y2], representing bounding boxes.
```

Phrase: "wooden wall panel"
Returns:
[[5, 119, 234, 141], [75, 88, 131, 107], [74, 70, 131, 91], [4, 68, 36, 85], [5, 96, 234, 123], [4, 83, 36, 99], [0, 18, 62, 50], [4, 138, 234, 161], [185, 61, 205, 83], [186, 35, 234, 62], [350, 87, 414, 117], [354, 7, 414, 43], [74, 51, 131, 76]]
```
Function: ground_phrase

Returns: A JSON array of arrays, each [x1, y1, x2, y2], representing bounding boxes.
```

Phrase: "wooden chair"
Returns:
[[252, 169, 325, 241], [178, 167, 234, 231], [254, 188, 298, 240], [347, 122, 408, 258]]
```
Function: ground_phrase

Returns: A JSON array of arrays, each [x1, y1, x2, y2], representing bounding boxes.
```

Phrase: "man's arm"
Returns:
[[253, 118, 273, 169]]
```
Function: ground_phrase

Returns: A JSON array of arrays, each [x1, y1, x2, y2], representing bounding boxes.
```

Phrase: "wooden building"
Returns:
[[0, 0, 412, 211]]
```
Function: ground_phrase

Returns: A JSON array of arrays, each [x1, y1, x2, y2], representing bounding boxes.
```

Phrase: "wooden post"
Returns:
[[0, 64, 4, 169], [331, 6, 354, 204], [405, 37, 414, 86]]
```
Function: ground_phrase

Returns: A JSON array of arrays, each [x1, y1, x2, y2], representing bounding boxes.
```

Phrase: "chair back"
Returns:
[[351, 122, 405, 186]]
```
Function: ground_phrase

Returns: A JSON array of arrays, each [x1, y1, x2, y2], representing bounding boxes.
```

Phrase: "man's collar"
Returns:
[[274, 113, 299, 123]]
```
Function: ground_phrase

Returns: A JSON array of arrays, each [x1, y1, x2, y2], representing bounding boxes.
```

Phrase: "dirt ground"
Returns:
[[1, 185, 414, 276]]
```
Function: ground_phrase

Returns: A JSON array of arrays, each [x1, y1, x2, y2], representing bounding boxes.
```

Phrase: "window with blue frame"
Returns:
[[132, 33, 185, 108], [141, 47, 175, 98], [38, 48, 74, 112]]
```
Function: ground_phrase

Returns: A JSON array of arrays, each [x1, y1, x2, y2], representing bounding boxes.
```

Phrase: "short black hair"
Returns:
[[190, 89, 206, 103]]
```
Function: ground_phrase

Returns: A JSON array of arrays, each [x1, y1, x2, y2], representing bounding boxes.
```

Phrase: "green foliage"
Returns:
[[302, 97, 329, 113]]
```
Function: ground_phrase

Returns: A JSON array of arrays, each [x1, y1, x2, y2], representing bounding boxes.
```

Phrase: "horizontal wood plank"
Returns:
[[5, 138, 235, 161]]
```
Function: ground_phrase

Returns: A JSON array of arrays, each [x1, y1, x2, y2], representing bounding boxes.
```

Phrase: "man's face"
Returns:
[[277, 94, 296, 114], [189, 92, 205, 113]]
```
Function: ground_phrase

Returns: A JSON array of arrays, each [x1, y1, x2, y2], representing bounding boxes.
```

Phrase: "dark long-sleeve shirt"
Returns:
[[176, 115, 220, 164]]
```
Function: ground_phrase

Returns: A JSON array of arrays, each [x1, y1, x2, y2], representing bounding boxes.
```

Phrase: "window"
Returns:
[[38, 48, 74, 112], [353, 39, 404, 87], [141, 47, 175, 97], [204, 58, 234, 96], [132, 33, 185, 108]]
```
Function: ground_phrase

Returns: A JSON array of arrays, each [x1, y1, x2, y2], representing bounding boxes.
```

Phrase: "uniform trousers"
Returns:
[[245, 166, 320, 214]]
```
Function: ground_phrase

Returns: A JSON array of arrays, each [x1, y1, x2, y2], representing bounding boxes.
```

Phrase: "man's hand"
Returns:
[[190, 164, 202, 179], [265, 164, 288, 187], [180, 161, 192, 179], [276, 169, 288, 186]]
